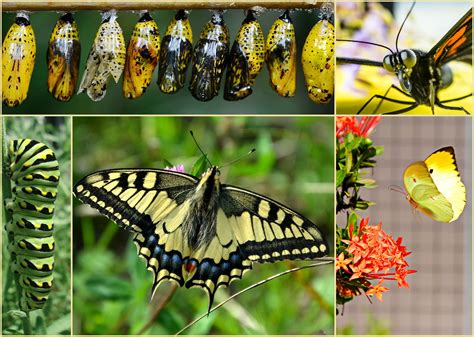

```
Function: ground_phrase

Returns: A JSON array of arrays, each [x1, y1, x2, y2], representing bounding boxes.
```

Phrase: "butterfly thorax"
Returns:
[[182, 166, 221, 250], [383, 49, 452, 107]]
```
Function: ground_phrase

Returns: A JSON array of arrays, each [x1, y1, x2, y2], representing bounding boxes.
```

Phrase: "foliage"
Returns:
[[2, 117, 71, 335], [72, 116, 334, 334], [336, 117, 383, 212], [336, 117, 415, 311]]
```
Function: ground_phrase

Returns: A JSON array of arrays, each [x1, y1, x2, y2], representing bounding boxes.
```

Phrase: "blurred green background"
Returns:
[[72, 116, 334, 334], [2, 10, 333, 115], [2, 116, 71, 335]]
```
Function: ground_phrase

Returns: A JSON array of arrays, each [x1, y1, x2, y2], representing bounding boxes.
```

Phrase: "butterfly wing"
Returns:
[[424, 146, 466, 222], [429, 8, 472, 66], [181, 183, 328, 309], [73, 169, 198, 284], [220, 185, 328, 262], [403, 160, 454, 222]]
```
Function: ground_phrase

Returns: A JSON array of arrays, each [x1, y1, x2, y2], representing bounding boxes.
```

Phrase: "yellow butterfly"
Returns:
[[404, 146, 466, 223]]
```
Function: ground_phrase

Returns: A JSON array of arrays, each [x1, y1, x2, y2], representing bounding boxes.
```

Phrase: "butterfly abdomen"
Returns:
[[183, 167, 220, 250]]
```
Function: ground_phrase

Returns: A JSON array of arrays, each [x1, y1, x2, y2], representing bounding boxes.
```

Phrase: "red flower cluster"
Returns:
[[336, 116, 382, 142], [337, 218, 416, 301]]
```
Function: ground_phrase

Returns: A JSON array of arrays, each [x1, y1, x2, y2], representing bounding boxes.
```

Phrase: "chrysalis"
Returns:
[[123, 12, 160, 99], [189, 12, 230, 101], [2, 13, 36, 107], [78, 10, 126, 101], [265, 10, 296, 98], [158, 10, 193, 94], [224, 10, 265, 101], [47, 12, 81, 102], [302, 17, 334, 104]]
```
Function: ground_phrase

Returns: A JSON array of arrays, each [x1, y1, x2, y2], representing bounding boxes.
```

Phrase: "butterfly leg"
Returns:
[[436, 93, 472, 115], [356, 91, 416, 115], [372, 84, 414, 114]]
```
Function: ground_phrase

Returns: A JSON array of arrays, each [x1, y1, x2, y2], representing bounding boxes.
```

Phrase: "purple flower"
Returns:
[[165, 164, 185, 173]]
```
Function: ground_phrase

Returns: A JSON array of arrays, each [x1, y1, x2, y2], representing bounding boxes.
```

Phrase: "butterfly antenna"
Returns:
[[388, 185, 407, 196], [395, 0, 416, 53], [337, 39, 394, 54], [175, 258, 333, 335], [220, 149, 256, 169], [189, 130, 213, 167]]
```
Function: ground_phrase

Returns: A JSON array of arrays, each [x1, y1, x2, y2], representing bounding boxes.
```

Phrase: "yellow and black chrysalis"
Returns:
[[123, 12, 160, 99], [302, 15, 334, 104], [265, 10, 297, 98], [47, 12, 81, 102], [5, 139, 60, 311], [189, 12, 230, 101], [158, 10, 193, 94], [78, 10, 126, 101], [2, 13, 36, 107], [224, 10, 265, 101]]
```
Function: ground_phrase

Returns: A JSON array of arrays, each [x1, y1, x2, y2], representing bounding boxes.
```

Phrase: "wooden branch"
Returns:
[[2, 0, 326, 11]]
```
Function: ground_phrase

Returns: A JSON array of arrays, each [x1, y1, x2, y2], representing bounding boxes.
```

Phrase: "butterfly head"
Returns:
[[197, 166, 221, 192], [383, 49, 417, 92]]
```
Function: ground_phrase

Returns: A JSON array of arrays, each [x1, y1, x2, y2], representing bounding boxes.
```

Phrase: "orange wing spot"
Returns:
[[461, 14, 473, 26], [434, 25, 468, 61], [184, 261, 197, 274], [446, 37, 466, 58]]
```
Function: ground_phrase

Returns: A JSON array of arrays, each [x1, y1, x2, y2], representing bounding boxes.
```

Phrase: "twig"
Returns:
[[136, 283, 178, 335], [2, 1, 325, 11], [288, 261, 333, 315], [175, 258, 333, 335]]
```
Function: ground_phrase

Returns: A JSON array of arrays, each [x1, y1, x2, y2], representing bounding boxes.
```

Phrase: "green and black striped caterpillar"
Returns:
[[4, 138, 60, 311]]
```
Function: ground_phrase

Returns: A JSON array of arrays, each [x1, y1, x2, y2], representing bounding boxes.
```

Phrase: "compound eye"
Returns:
[[397, 71, 412, 93], [400, 49, 417, 68], [382, 54, 394, 72]]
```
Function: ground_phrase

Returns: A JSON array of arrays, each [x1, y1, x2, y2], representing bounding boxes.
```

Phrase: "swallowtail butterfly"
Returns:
[[74, 162, 328, 310]]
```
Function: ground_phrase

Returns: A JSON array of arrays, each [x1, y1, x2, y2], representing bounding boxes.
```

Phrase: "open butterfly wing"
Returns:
[[429, 8, 472, 66], [74, 169, 199, 287], [220, 185, 329, 262], [182, 184, 329, 310]]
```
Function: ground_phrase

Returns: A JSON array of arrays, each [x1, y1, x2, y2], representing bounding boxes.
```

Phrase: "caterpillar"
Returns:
[[2, 12, 36, 107], [123, 12, 160, 99], [224, 10, 265, 101], [47, 12, 81, 102], [189, 12, 230, 101], [265, 10, 297, 98], [78, 10, 126, 101], [302, 15, 335, 104], [158, 10, 193, 94], [4, 139, 60, 311]]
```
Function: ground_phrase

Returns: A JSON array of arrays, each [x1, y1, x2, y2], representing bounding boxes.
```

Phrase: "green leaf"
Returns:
[[347, 212, 359, 229], [191, 155, 208, 176], [84, 275, 133, 300], [336, 169, 346, 187], [374, 145, 384, 156], [46, 313, 71, 335], [356, 178, 376, 186], [163, 159, 174, 168]]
